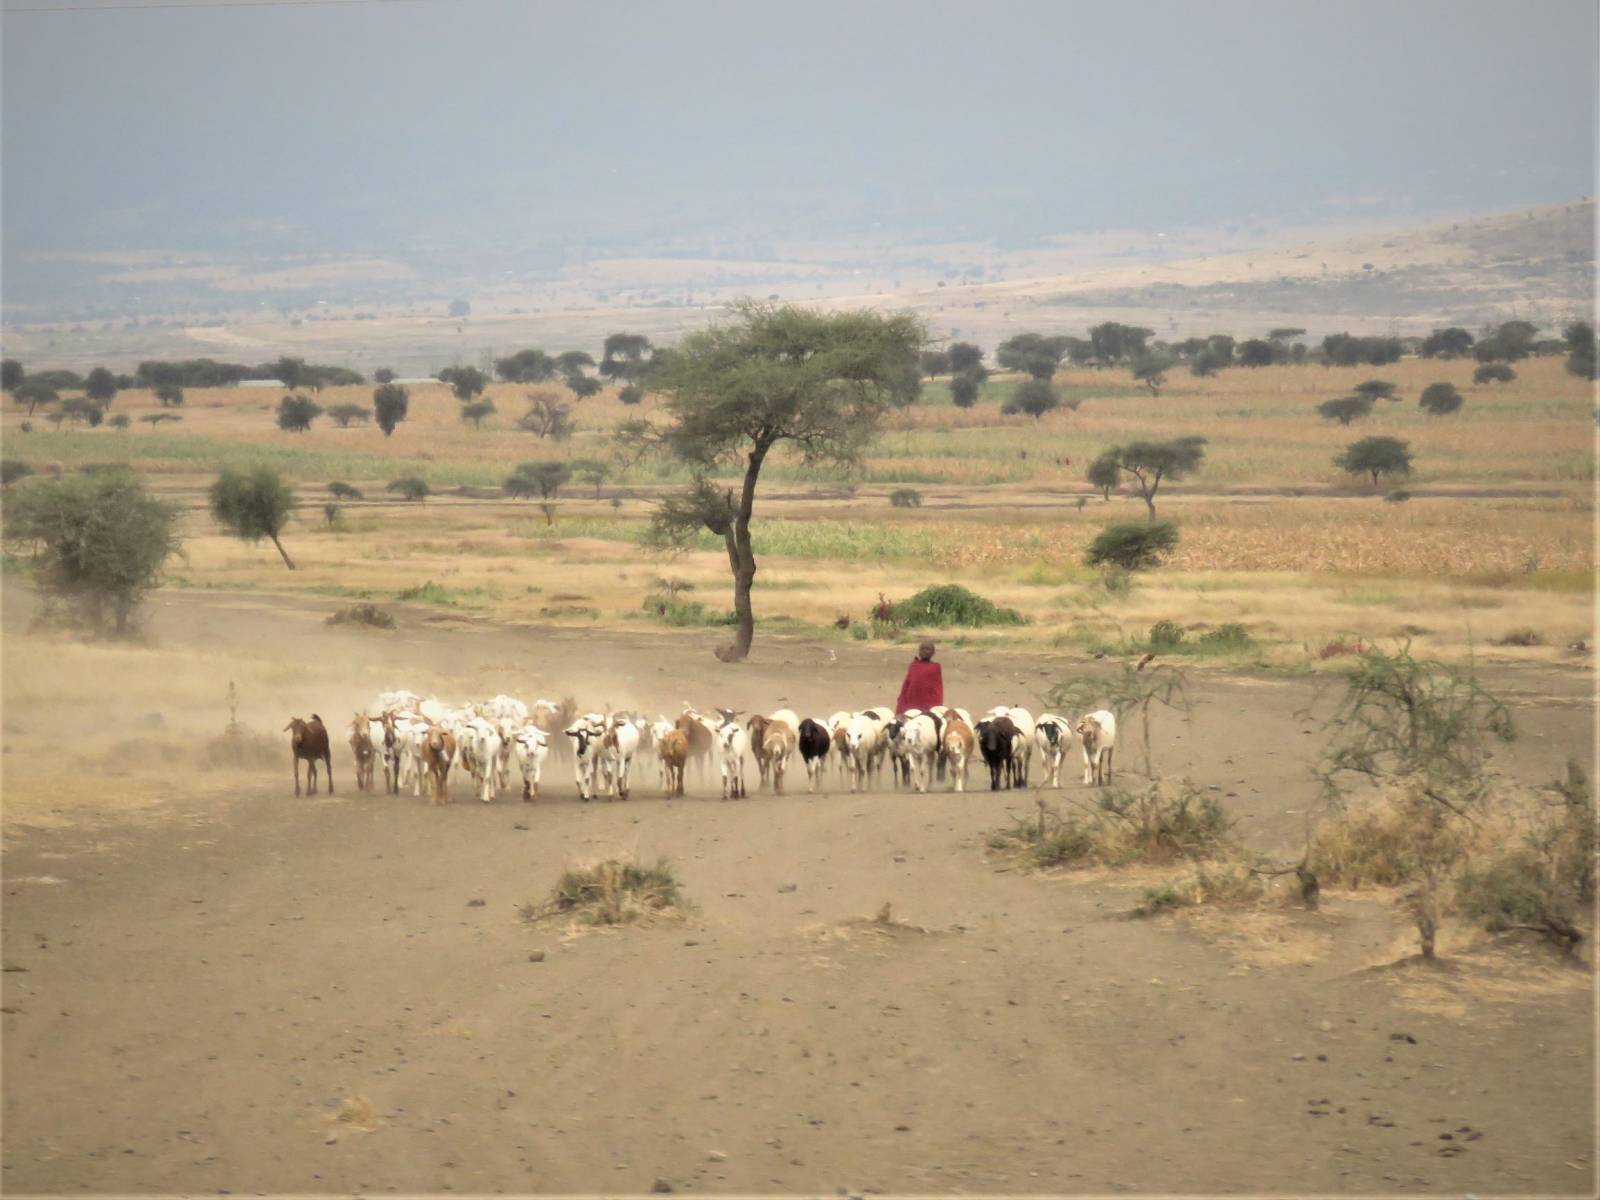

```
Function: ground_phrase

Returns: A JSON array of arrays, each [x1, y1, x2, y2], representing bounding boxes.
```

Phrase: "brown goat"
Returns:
[[349, 713, 376, 792], [676, 709, 714, 781], [284, 715, 333, 796], [746, 714, 773, 787], [658, 729, 689, 797], [421, 725, 456, 805]]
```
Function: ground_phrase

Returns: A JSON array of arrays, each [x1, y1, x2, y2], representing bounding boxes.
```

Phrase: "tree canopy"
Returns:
[[1098, 436, 1206, 519], [947, 341, 984, 374], [996, 332, 1069, 380], [1564, 320, 1597, 379], [504, 460, 571, 500], [1419, 381, 1464, 416], [634, 301, 924, 660], [3, 466, 182, 632], [1, 359, 22, 391], [438, 365, 489, 401], [276, 394, 322, 432], [1317, 395, 1375, 425], [1335, 436, 1413, 488], [1087, 454, 1121, 499], [1085, 519, 1180, 571], [495, 349, 558, 383], [84, 367, 118, 406], [373, 383, 410, 436], [1001, 378, 1060, 420], [210, 466, 297, 569]]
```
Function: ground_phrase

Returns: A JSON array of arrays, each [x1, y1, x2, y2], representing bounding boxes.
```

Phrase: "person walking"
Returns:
[[895, 638, 944, 715]]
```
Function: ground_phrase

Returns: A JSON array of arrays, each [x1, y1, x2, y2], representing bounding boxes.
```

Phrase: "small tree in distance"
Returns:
[[1563, 320, 1597, 379], [1085, 519, 1180, 571], [1317, 395, 1375, 425], [14, 381, 57, 416], [1, 359, 22, 392], [1098, 437, 1207, 519], [155, 383, 185, 408], [1335, 436, 1413, 489], [520, 394, 574, 440], [1419, 382, 1463, 416], [1474, 363, 1515, 385], [373, 383, 409, 436], [949, 368, 983, 408], [373, 367, 396, 384], [1087, 454, 1121, 500], [328, 403, 370, 427], [1353, 379, 1397, 402], [948, 342, 984, 374], [460, 398, 497, 428], [505, 461, 571, 502], [210, 466, 297, 569], [438, 366, 488, 402], [85, 367, 118, 407], [387, 476, 429, 502], [328, 481, 363, 500], [1131, 351, 1176, 396], [1002, 379, 1060, 420], [276, 394, 322, 432]]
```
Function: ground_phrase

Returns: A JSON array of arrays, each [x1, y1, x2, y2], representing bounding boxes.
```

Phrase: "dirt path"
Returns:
[[2, 590, 1594, 1194]]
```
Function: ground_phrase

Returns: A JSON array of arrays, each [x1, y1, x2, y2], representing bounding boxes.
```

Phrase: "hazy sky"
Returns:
[[3, 0, 1596, 260]]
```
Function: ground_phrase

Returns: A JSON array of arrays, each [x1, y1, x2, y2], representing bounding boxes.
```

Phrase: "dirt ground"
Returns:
[[2, 587, 1595, 1195]]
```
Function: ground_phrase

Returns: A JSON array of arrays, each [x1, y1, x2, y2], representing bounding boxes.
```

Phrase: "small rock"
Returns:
[[512, 824, 530, 832], [651, 1179, 674, 1194], [1390, 1032, 1417, 1044], [528, 951, 546, 963], [466, 899, 486, 908], [1317, 1054, 1328, 1062], [778, 882, 798, 893], [894, 1124, 910, 1132], [892, 853, 907, 863], [1291, 1053, 1307, 1061], [708, 1150, 727, 1162]]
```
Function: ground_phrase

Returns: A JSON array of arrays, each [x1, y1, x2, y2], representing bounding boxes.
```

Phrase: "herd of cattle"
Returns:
[[282, 692, 1120, 804]]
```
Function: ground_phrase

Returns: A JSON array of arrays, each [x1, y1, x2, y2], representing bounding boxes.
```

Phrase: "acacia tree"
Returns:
[[1317, 395, 1374, 425], [209, 466, 297, 568], [1130, 350, 1176, 396], [1, 359, 22, 392], [1087, 454, 1121, 499], [373, 382, 409, 436], [633, 302, 924, 661], [438, 365, 489, 401], [1002, 378, 1060, 420], [1335, 435, 1412, 488], [85, 367, 119, 407], [1419, 382, 1463, 416], [1099, 436, 1206, 519]]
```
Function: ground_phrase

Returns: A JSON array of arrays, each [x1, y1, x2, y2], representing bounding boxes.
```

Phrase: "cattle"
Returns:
[[797, 718, 832, 793], [1033, 713, 1072, 789], [1075, 710, 1117, 786], [284, 715, 333, 796]]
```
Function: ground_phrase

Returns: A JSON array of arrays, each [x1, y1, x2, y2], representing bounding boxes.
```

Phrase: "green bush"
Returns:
[[886, 583, 1025, 628], [641, 590, 737, 627], [1148, 619, 1186, 648], [1085, 520, 1180, 571], [889, 487, 923, 508]]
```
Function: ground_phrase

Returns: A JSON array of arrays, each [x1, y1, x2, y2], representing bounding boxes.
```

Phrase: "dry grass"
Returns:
[[521, 854, 687, 927]]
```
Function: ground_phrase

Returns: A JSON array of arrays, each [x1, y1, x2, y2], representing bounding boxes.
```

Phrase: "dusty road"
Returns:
[[2, 590, 1594, 1194]]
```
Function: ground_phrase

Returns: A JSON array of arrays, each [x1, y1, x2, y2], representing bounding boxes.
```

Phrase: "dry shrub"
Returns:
[[522, 854, 685, 927], [1133, 866, 1266, 916], [989, 779, 1234, 871], [326, 602, 396, 629], [1309, 791, 1437, 889]]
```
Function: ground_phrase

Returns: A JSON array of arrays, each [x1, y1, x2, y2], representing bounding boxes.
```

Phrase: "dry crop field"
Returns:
[[1, 343, 1595, 1195]]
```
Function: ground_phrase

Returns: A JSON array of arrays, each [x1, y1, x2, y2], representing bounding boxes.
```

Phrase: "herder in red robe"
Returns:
[[895, 639, 944, 715]]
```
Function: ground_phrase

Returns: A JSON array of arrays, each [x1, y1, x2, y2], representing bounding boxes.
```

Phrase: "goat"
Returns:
[[510, 725, 549, 800], [747, 714, 774, 789], [717, 720, 749, 799], [421, 725, 455, 805], [892, 712, 940, 793], [941, 714, 975, 792], [565, 715, 605, 802], [676, 708, 716, 782], [657, 728, 689, 797], [763, 719, 798, 794], [284, 715, 333, 796], [975, 716, 1019, 791], [600, 715, 641, 801], [457, 717, 504, 803], [987, 706, 1036, 787], [1075, 710, 1117, 786], [349, 713, 378, 792], [797, 718, 832, 793], [1033, 713, 1072, 788]]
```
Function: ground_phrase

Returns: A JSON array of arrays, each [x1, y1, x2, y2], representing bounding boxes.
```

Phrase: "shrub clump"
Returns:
[[889, 487, 923, 508], [1085, 520, 1179, 571], [523, 856, 686, 926], [988, 779, 1234, 871], [885, 583, 1025, 628], [326, 603, 396, 629]]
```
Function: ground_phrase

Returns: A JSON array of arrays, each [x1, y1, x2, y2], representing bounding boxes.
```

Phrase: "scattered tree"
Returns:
[[1419, 381, 1463, 416], [1087, 454, 1121, 499], [618, 383, 645, 406], [1473, 320, 1538, 363], [997, 332, 1068, 380], [272, 356, 308, 390], [571, 458, 610, 497], [1098, 437, 1207, 519], [2, 460, 34, 487], [328, 403, 371, 427], [3, 466, 182, 633], [600, 333, 654, 388], [1421, 327, 1475, 359], [1334, 435, 1413, 488], [520, 394, 575, 440], [1353, 379, 1397, 402], [140, 412, 182, 427], [556, 350, 595, 375], [949, 368, 982, 408], [438, 365, 489, 402], [1237, 338, 1276, 367], [155, 383, 185, 408], [373, 382, 410, 436], [460, 398, 497, 428], [504, 460, 571, 500], [14, 381, 57, 416], [495, 349, 558, 383], [1317, 395, 1375, 425], [61, 396, 103, 426], [920, 349, 951, 377], [1088, 322, 1153, 363], [276, 394, 322, 432], [328, 481, 363, 500], [1322, 333, 1403, 366], [567, 374, 603, 399], [1002, 378, 1060, 420], [373, 367, 396, 384], [210, 466, 297, 569], [1130, 350, 1176, 396], [632, 302, 924, 661], [387, 475, 429, 502], [1474, 363, 1516, 385], [947, 341, 984, 374], [1564, 320, 1597, 379], [1, 359, 22, 392], [1268, 327, 1306, 343], [84, 367, 118, 407], [1085, 519, 1180, 571], [109, 414, 131, 430]]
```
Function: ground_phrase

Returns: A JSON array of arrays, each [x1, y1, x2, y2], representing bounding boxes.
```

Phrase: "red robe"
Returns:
[[896, 659, 944, 715]]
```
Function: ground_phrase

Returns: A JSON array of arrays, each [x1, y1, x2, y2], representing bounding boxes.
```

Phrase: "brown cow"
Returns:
[[285, 715, 333, 796]]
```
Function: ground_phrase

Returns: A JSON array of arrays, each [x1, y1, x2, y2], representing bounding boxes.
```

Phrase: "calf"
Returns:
[[1075, 710, 1117, 786], [797, 718, 832, 793], [285, 715, 333, 796], [1033, 713, 1072, 789]]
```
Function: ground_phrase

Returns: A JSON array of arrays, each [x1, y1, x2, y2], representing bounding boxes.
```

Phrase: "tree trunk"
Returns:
[[271, 533, 296, 570], [717, 441, 770, 662]]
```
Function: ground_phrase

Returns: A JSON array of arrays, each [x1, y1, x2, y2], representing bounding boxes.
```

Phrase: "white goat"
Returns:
[[1075, 710, 1117, 786]]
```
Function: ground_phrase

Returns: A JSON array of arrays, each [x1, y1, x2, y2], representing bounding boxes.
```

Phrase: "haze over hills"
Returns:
[[2, 198, 1592, 375]]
